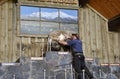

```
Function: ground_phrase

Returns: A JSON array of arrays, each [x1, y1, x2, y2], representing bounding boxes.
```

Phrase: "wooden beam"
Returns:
[[20, 1, 79, 9]]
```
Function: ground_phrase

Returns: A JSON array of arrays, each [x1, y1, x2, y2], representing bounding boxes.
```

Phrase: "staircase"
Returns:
[[0, 52, 120, 79]]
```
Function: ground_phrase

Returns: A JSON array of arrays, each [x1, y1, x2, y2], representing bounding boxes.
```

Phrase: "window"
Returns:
[[20, 6, 78, 35]]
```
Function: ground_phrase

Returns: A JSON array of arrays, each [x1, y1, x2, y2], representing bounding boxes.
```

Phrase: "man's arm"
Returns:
[[58, 40, 68, 45]]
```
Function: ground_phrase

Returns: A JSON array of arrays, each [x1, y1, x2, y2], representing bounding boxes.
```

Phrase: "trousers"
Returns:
[[72, 53, 93, 79]]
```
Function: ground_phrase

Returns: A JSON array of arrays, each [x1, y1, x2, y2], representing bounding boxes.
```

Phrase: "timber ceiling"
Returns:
[[89, 0, 120, 20], [89, 0, 120, 32]]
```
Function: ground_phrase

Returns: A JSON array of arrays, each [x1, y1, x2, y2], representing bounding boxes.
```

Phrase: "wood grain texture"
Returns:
[[79, 6, 120, 64], [89, 0, 120, 19], [0, 0, 119, 64]]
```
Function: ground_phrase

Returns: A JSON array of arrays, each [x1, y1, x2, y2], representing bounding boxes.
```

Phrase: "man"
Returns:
[[58, 33, 94, 79]]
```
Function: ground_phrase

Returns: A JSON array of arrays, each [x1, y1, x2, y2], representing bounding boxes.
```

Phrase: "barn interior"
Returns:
[[0, 0, 120, 79]]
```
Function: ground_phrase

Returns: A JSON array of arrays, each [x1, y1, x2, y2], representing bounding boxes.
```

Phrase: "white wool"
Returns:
[[58, 34, 65, 41]]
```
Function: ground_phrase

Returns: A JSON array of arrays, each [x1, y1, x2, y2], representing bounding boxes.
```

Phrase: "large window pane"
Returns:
[[20, 6, 78, 35], [60, 9, 78, 23], [20, 6, 40, 20], [60, 23, 78, 33], [21, 21, 40, 34], [41, 22, 59, 34], [41, 8, 58, 21]]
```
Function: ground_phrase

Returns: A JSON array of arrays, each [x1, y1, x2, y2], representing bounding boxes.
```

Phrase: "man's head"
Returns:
[[71, 33, 79, 39]]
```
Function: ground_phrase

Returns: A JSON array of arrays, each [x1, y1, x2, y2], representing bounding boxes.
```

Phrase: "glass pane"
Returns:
[[41, 22, 59, 34], [60, 23, 78, 33], [20, 6, 40, 20], [41, 8, 58, 21], [60, 9, 78, 23], [20, 21, 40, 34]]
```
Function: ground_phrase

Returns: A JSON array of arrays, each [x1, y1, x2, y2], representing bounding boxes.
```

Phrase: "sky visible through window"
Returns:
[[20, 6, 78, 35], [21, 6, 39, 16], [20, 6, 78, 21]]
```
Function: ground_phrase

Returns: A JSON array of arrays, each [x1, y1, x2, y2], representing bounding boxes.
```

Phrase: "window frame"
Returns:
[[17, 3, 79, 37]]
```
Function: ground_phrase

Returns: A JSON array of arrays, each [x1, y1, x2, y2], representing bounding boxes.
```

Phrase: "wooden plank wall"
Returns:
[[0, 0, 22, 62], [19, 37, 48, 58], [0, 2, 12, 61], [0, 0, 120, 64], [0, 0, 49, 62], [79, 7, 120, 64], [0, 3, 2, 62], [108, 32, 120, 63]]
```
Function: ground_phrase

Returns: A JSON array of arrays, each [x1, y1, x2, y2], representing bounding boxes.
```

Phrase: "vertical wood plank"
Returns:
[[89, 9, 96, 58], [2, 3, 7, 62], [0, 4, 4, 62], [5, 1, 9, 62], [79, 8, 86, 56], [113, 33, 119, 63], [23, 37, 29, 57], [100, 19, 109, 63], [108, 32, 114, 63], [95, 15, 103, 63], [86, 8, 92, 57], [0, 5, 2, 62], [119, 33, 120, 63], [31, 37, 36, 57], [12, 1, 19, 62], [84, 8, 91, 58], [28, 37, 31, 57], [8, 0, 13, 62], [82, 8, 88, 56]]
